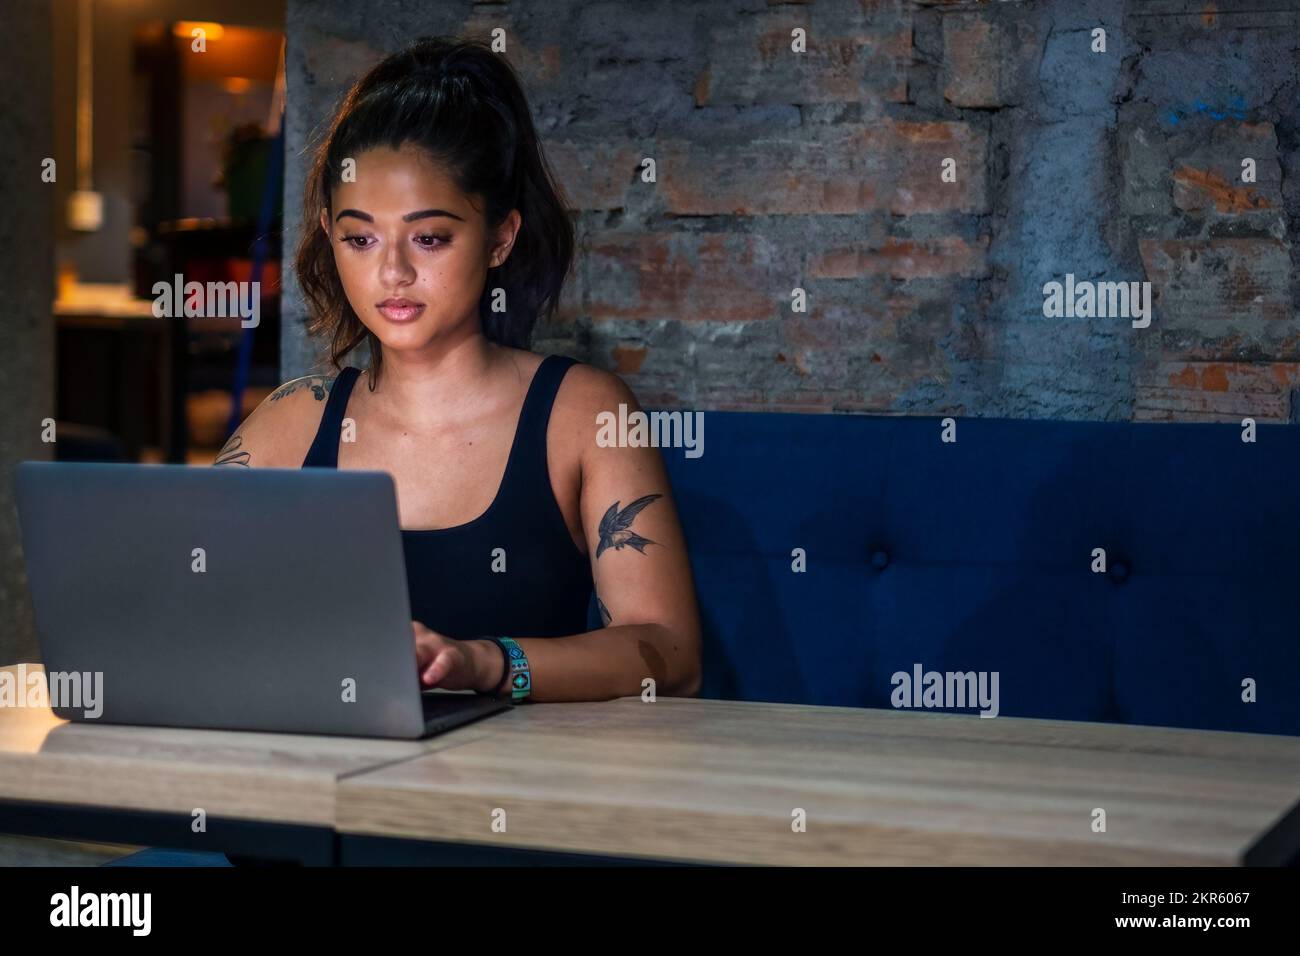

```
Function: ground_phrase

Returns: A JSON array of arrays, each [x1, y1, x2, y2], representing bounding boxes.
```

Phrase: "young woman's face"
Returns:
[[321, 142, 520, 354]]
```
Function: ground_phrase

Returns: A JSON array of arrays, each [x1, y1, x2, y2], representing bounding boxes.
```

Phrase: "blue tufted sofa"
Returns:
[[102, 412, 1298, 866], [651, 412, 1300, 737]]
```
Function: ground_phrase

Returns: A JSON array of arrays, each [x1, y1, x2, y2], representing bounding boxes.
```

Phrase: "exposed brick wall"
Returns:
[[283, 0, 1299, 422]]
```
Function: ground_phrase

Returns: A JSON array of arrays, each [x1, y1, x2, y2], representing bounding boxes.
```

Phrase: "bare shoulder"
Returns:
[[553, 359, 640, 421], [213, 371, 341, 468], [549, 358, 648, 467]]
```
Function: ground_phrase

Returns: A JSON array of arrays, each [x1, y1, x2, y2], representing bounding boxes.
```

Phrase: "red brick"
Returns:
[[610, 344, 648, 374], [1138, 238, 1291, 323], [1172, 166, 1273, 214], [1165, 121, 1283, 217], [941, 9, 1035, 108], [544, 140, 641, 211], [585, 231, 777, 322], [884, 121, 988, 214], [1134, 361, 1300, 422], [810, 235, 989, 280], [942, 14, 999, 107], [698, 9, 912, 107], [657, 120, 986, 216]]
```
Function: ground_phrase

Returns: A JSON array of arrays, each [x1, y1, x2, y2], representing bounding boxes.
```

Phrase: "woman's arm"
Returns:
[[211, 374, 338, 468], [472, 368, 703, 702]]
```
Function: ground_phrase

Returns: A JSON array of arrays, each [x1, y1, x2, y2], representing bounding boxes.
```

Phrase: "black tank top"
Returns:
[[301, 354, 594, 640]]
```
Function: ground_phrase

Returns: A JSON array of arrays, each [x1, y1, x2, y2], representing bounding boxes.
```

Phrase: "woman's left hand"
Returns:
[[412, 621, 497, 692]]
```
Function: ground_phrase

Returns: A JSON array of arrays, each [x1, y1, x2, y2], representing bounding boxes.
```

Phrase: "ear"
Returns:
[[488, 209, 522, 268]]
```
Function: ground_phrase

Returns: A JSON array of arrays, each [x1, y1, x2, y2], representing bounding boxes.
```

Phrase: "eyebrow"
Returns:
[[334, 208, 466, 224]]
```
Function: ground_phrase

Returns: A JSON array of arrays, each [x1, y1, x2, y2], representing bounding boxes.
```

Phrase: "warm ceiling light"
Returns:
[[222, 77, 252, 94], [173, 21, 225, 40]]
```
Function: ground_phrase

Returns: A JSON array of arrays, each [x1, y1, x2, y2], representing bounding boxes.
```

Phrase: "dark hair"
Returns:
[[295, 36, 574, 388]]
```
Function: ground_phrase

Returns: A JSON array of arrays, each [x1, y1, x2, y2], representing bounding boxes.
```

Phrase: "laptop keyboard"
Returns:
[[422, 692, 483, 717]]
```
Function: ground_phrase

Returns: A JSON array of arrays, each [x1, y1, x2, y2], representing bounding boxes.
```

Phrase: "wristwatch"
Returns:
[[487, 636, 531, 703]]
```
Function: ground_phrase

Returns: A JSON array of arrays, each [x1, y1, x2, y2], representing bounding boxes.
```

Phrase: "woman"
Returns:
[[216, 36, 702, 704]]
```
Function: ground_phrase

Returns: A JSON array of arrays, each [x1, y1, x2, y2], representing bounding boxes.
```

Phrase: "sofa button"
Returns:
[[1111, 560, 1130, 582], [870, 549, 889, 570]]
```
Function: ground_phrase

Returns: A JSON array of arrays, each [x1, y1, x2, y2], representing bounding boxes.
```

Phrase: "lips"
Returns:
[[376, 298, 426, 322]]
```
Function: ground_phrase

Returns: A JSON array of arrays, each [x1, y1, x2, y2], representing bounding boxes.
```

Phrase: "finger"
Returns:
[[422, 650, 455, 688]]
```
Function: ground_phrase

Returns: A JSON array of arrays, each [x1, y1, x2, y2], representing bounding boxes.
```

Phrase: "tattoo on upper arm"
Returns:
[[214, 434, 250, 467], [269, 376, 334, 402], [596, 493, 663, 558], [597, 596, 612, 626]]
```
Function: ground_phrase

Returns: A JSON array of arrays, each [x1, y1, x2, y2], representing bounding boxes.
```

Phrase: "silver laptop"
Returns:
[[13, 461, 510, 739]]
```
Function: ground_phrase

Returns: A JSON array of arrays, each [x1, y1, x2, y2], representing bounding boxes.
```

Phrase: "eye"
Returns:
[[341, 235, 373, 249], [414, 234, 450, 249]]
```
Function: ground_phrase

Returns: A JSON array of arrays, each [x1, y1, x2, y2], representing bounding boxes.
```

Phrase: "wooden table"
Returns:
[[0, 664, 435, 863], [333, 697, 1300, 866], [3, 665, 1298, 865]]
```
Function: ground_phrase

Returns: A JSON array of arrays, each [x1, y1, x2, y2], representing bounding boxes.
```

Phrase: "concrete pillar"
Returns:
[[0, 0, 55, 665]]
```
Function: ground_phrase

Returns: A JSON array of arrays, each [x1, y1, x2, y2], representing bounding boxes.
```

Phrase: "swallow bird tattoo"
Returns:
[[596, 493, 663, 558]]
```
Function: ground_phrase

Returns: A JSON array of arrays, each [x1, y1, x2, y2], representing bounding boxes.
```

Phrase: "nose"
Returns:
[[378, 237, 417, 288]]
